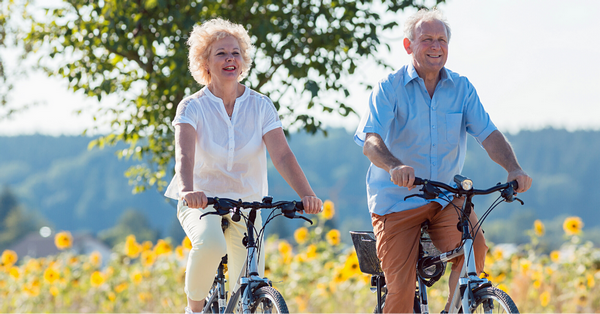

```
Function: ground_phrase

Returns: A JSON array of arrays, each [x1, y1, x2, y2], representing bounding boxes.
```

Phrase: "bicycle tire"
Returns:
[[466, 286, 519, 314], [372, 292, 386, 313], [225, 286, 288, 313]]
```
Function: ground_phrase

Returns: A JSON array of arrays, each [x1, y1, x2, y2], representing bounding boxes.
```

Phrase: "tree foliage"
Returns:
[[97, 208, 160, 247], [0, 186, 44, 250], [16, 0, 444, 192]]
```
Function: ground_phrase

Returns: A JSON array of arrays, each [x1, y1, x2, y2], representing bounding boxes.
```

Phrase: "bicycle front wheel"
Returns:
[[225, 286, 289, 313], [469, 286, 519, 314], [251, 286, 289, 313], [203, 291, 219, 313]]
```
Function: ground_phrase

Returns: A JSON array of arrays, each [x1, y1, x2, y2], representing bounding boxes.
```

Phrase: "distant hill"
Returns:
[[1, 128, 599, 248]]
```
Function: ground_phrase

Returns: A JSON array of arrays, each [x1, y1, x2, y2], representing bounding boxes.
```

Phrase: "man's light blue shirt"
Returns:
[[354, 64, 497, 216]]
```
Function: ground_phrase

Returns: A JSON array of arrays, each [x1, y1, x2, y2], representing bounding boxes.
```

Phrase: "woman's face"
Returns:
[[205, 35, 243, 84]]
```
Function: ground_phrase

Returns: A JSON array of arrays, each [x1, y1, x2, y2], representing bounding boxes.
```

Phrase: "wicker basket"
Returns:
[[349, 231, 383, 275], [350, 230, 443, 277]]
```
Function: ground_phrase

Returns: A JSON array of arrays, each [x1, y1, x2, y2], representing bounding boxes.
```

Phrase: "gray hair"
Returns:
[[403, 8, 451, 42]]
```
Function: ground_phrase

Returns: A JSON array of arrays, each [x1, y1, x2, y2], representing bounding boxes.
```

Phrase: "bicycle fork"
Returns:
[[449, 238, 487, 314]]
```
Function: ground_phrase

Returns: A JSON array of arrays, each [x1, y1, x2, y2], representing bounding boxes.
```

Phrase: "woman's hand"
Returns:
[[181, 191, 208, 209], [301, 195, 323, 214]]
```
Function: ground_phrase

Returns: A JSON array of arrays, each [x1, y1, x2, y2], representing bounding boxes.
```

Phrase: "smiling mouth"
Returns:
[[223, 66, 236, 71]]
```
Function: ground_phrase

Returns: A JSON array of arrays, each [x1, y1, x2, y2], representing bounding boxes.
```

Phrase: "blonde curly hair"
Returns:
[[187, 18, 254, 86]]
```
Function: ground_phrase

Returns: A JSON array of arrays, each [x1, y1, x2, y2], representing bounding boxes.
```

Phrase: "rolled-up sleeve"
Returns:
[[463, 79, 497, 145], [354, 80, 396, 146]]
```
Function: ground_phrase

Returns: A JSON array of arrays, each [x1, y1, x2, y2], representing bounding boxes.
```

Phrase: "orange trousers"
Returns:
[[371, 198, 488, 314]]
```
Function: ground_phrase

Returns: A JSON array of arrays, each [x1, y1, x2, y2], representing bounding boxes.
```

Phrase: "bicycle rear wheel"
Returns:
[[469, 286, 519, 313], [225, 286, 289, 313], [372, 292, 386, 313]]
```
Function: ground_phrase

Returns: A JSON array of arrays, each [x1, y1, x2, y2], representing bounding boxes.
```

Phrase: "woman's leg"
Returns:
[[178, 200, 228, 312]]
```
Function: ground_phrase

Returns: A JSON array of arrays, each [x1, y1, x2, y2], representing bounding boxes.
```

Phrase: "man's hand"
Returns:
[[181, 191, 208, 209], [507, 170, 532, 193], [389, 165, 416, 190]]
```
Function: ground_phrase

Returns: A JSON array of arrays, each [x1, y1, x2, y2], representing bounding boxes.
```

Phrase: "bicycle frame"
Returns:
[[201, 197, 310, 314], [416, 193, 492, 314]]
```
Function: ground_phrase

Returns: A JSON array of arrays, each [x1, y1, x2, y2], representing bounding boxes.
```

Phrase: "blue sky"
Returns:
[[1, 0, 598, 136]]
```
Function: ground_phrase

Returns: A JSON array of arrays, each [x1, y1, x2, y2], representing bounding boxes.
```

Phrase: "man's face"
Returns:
[[404, 19, 449, 77]]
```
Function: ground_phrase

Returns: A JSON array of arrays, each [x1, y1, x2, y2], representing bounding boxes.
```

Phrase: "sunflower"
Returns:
[[321, 200, 335, 220], [54, 231, 73, 250], [90, 251, 102, 267], [563, 216, 584, 236], [305, 244, 317, 260], [343, 251, 361, 276], [141, 250, 157, 267], [540, 291, 550, 307], [325, 229, 341, 246], [125, 235, 142, 258], [550, 250, 560, 263], [1, 250, 18, 267], [115, 282, 129, 293], [9, 266, 20, 280], [43, 267, 60, 284], [90, 271, 106, 287], [154, 239, 172, 255], [277, 241, 292, 256], [294, 227, 309, 244], [533, 219, 545, 236], [182, 236, 193, 250], [131, 270, 143, 285]]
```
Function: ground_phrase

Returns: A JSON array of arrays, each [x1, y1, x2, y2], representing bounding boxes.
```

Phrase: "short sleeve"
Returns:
[[463, 79, 497, 145], [172, 98, 200, 130], [354, 80, 397, 146], [262, 97, 283, 135]]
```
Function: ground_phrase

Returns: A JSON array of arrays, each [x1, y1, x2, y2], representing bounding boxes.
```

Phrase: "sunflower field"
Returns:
[[1, 200, 599, 313]]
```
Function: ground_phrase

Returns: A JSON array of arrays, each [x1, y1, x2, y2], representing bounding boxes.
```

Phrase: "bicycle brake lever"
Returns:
[[514, 197, 524, 205], [297, 215, 314, 225]]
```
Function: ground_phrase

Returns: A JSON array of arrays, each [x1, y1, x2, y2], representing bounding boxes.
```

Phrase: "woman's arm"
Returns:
[[175, 123, 207, 208], [263, 128, 322, 214]]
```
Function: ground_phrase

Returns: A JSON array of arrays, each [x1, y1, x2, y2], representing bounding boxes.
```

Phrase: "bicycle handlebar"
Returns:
[[408, 175, 523, 204], [191, 196, 313, 224]]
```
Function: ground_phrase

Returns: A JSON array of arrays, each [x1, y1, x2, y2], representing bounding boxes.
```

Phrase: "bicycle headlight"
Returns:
[[461, 179, 473, 191]]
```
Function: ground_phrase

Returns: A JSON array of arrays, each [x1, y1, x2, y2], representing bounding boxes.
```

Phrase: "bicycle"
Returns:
[[351, 175, 524, 314], [188, 196, 313, 314]]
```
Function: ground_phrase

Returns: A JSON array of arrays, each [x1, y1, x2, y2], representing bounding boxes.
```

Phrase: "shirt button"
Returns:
[[432, 125, 436, 129]]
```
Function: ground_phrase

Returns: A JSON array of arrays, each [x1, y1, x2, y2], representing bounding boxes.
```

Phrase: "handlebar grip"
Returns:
[[509, 180, 519, 190], [413, 177, 425, 185], [183, 197, 216, 208]]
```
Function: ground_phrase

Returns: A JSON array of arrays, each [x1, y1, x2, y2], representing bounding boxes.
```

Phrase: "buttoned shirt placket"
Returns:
[[417, 78, 439, 180]]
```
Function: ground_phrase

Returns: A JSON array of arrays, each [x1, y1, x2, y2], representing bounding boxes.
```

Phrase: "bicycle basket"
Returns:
[[349, 231, 383, 275]]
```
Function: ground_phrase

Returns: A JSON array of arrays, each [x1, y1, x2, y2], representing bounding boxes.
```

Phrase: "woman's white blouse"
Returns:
[[164, 85, 282, 201]]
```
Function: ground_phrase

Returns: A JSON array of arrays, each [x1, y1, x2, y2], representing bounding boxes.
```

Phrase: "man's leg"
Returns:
[[371, 202, 441, 314], [427, 198, 489, 311]]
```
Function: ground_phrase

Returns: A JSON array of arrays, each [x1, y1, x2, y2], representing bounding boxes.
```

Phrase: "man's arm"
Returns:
[[481, 130, 532, 193], [363, 133, 416, 189]]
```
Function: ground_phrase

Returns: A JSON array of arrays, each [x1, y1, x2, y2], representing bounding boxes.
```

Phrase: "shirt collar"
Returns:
[[404, 63, 454, 87]]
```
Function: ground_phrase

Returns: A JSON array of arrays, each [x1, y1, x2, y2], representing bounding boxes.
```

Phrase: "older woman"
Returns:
[[163, 18, 323, 313]]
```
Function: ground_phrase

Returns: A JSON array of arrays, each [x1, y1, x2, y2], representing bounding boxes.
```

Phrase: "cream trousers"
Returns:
[[177, 200, 265, 301]]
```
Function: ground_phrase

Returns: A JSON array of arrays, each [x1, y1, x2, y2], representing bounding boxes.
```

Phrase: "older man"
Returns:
[[354, 8, 532, 313]]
